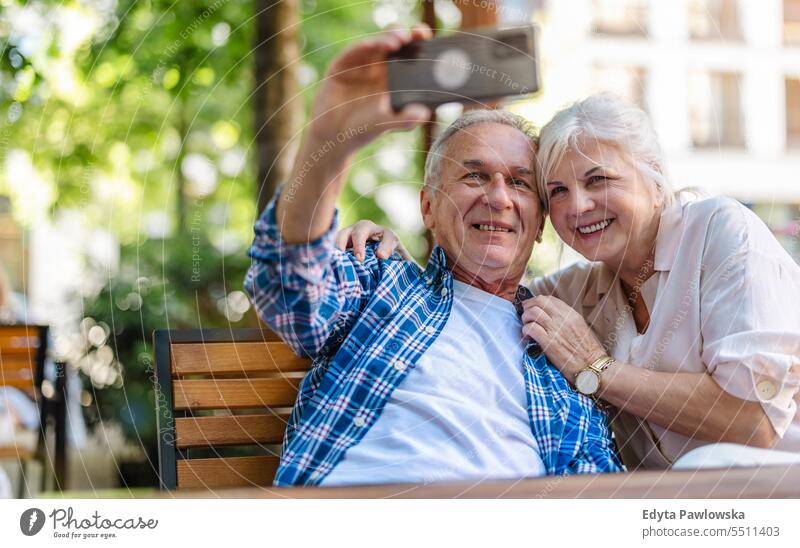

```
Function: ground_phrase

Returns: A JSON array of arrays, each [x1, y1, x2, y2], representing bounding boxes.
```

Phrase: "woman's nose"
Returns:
[[569, 187, 595, 216]]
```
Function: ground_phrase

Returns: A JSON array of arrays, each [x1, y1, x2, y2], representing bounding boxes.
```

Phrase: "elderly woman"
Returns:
[[338, 94, 800, 470]]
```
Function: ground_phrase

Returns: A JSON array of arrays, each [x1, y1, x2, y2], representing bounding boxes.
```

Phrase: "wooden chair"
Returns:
[[153, 328, 312, 490], [0, 324, 67, 496]]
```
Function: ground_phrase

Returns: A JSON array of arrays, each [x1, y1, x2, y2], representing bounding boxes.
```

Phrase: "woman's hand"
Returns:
[[335, 220, 412, 262], [521, 295, 607, 379]]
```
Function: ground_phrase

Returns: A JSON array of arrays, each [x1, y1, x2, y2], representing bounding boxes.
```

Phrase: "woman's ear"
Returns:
[[654, 181, 667, 209], [535, 217, 545, 243]]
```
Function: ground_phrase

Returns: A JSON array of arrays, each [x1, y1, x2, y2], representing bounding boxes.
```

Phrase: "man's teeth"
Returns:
[[578, 219, 612, 235], [476, 224, 511, 232]]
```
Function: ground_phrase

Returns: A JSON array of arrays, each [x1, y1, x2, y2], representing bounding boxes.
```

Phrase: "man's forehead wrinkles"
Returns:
[[459, 158, 534, 174]]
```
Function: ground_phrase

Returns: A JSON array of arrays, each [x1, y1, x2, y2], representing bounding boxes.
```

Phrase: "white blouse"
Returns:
[[530, 195, 800, 469]]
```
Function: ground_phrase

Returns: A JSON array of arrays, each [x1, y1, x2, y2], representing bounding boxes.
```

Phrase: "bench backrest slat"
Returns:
[[154, 329, 312, 490], [175, 413, 291, 448], [0, 325, 48, 399], [177, 455, 281, 490]]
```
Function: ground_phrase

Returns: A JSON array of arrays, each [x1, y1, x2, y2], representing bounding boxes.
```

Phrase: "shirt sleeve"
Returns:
[[244, 189, 383, 360], [700, 201, 800, 438]]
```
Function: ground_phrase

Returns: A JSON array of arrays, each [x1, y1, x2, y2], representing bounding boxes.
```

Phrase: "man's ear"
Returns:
[[420, 186, 436, 231]]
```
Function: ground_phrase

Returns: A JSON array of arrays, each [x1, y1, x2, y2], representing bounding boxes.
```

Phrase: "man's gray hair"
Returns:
[[423, 109, 538, 190]]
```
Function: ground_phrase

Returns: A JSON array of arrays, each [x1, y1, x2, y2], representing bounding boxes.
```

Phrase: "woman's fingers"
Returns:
[[337, 221, 415, 262], [396, 242, 413, 262], [335, 226, 354, 251], [522, 322, 548, 345], [375, 232, 412, 261], [375, 231, 400, 259], [521, 303, 553, 327], [352, 220, 389, 262]]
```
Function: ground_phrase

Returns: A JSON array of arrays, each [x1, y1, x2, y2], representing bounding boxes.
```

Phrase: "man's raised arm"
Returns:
[[245, 27, 431, 358], [276, 26, 432, 244]]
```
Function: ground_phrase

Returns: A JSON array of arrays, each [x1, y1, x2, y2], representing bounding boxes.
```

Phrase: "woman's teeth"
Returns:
[[578, 219, 613, 235], [476, 224, 511, 232]]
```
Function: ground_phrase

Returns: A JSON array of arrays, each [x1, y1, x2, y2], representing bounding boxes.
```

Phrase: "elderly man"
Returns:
[[244, 26, 621, 487]]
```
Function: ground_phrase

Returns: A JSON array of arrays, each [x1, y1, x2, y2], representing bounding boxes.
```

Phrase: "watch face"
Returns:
[[576, 369, 600, 395]]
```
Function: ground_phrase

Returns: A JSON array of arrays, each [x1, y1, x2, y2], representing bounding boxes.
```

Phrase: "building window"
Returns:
[[787, 76, 800, 148], [591, 64, 648, 109], [689, 70, 745, 148], [688, 0, 741, 41], [786, 0, 800, 45], [591, 0, 648, 36]]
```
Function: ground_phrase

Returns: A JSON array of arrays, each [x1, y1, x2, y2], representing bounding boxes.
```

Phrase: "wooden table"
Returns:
[[168, 464, 800, 498]]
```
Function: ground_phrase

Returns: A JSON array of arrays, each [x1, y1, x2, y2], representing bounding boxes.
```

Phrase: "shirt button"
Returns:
[[756, 380, 778, 401], [393, 361, 407, 372], [424, 325, 436, 335], [353, 416, 366, 428], [441, 287, 448, 297]]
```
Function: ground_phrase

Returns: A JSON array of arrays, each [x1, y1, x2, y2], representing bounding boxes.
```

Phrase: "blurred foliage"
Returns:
[[80, 230, 253, 444], [0, 0, 436, 467], [1, 0, 552, 479]]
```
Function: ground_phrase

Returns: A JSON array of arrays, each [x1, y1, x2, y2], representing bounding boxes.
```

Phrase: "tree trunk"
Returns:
[[455, 0, 498, 27], [254, 0, 301, 214]]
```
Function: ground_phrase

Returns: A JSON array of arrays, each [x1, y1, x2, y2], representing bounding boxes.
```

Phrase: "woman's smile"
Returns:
[[576, 218, 615, 238]]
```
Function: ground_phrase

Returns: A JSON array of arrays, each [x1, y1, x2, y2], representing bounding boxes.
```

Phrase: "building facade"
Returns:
[[515, 0, 800, 261]]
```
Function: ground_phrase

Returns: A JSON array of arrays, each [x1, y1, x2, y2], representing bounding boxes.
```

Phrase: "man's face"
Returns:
[[420, 122, 542, 285]]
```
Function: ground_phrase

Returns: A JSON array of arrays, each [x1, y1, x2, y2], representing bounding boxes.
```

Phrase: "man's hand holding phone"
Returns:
[[305, 25, 434, 156], [277, 26, 433, 244]]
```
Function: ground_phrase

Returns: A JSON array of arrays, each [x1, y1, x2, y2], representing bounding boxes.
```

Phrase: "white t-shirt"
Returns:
[[322, 280, 545, 486]]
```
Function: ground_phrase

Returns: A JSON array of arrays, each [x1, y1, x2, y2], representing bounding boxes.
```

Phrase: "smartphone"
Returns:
[[387, 24, 540, 112]]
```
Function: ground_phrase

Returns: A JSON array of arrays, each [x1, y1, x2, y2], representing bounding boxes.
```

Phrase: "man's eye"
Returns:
[[510, 178, 529, 187], [462, 172, 486, 183]]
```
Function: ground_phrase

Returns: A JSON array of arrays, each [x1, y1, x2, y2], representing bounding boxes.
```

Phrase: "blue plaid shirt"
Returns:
[[245, 192, 623, 487]]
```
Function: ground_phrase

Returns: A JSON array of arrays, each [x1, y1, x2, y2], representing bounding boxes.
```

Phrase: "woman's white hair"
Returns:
[[536, 93, 674, 211], [423, 109, 537, 191]]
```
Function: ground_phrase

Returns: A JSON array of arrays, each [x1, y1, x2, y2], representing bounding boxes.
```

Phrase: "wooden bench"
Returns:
[[153, 328, 311, 490], [170, 463, 800, 498], [154, 329, 800, 498], [0, 324, 67, 495]]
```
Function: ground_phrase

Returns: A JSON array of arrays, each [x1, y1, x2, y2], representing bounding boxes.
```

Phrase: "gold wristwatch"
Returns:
[[575, 355, 616, 396]]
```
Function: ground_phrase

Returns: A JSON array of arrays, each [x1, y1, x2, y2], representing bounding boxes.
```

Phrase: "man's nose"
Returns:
[[483, 172, 514, 209]]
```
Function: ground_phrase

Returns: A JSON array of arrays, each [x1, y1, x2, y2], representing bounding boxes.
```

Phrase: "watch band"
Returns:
[[588, 355, 615, 374]]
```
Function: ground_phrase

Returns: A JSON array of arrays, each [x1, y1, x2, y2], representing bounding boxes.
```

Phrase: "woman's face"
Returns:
[[544, 138, 663, 271]]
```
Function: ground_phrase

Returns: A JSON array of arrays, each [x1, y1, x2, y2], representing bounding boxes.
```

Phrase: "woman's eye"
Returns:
[[587, 175, 607, 184], [549, 186, 566, 197]]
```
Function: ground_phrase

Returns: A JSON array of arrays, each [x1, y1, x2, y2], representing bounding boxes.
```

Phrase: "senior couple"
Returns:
[[245, 27, 800, 487]]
